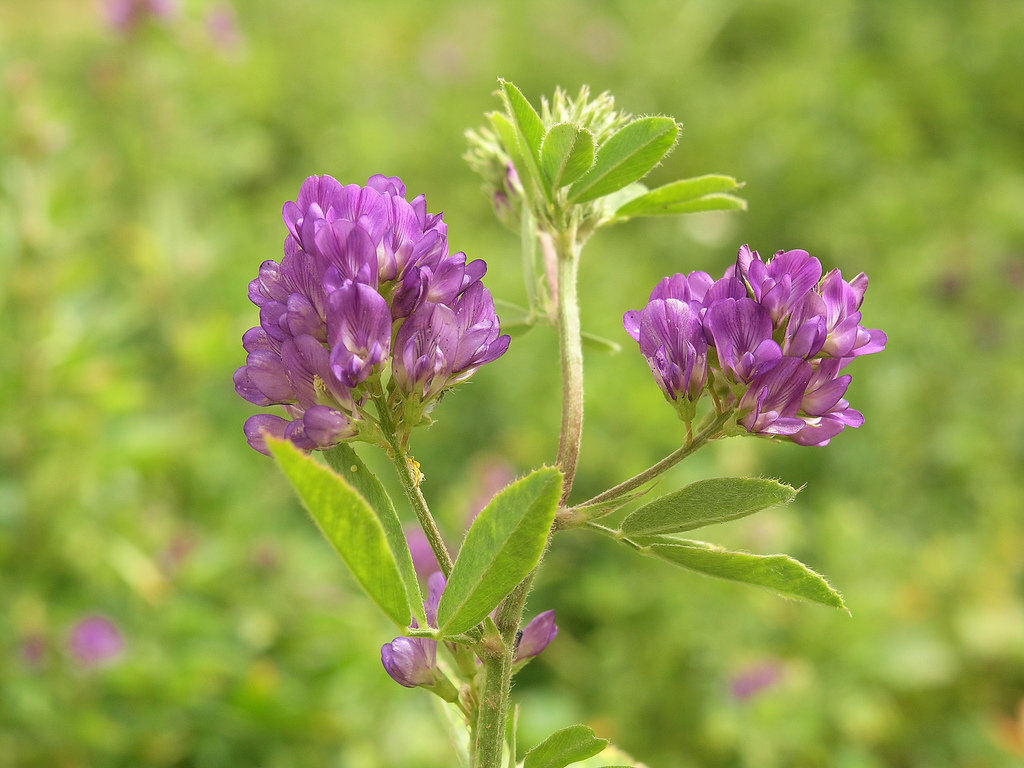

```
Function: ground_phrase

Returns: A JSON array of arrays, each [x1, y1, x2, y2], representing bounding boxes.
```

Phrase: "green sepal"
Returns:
[[498, 79, 551, 202], [436, 467, 563, 636], [265, 437, 411, 626], [620, 477, 798, 537], [541, 122, 596, 189], [523, 724, 609, 768], [567, 116, 679, 204], [645, 538, 848, 612], [322, 443, 426, 626], [614, 174, 745, 217]]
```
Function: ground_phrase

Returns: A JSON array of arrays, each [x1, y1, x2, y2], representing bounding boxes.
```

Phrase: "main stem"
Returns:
[[472, 636, 512, 768], [553, 224, 584, 504]]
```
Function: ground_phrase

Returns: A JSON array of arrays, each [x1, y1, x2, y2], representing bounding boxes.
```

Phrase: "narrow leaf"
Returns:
[[581, 331, 621, 354], [266, 438, 410, 625], [621, 477, 797, 536], [633, 192, 748, 216], [499, 79, 551, 201], [568, 116, 679, 204], [437, 467, 563, 636], [614, 175, 744, 216], [541, 123, 596, 188], [647, 540, 848, 611], [323, 443, 426, 625], [524, 724, 608, 768]]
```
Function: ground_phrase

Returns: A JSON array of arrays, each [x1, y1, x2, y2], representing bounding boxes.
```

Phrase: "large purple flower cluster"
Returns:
[[235, 174, 510, 454], [625, 245, 886, 446]]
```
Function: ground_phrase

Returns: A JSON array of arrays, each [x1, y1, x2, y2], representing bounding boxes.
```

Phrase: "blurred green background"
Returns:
[[3, 0, 1023, 766]]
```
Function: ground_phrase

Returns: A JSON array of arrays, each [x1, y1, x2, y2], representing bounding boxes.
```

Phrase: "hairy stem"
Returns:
[[553, 224, 584, 505], [472, 635, 512, 768], [574, 411, 733, 511], [376, 392, 454, 578], [391, 448, 454, 578]]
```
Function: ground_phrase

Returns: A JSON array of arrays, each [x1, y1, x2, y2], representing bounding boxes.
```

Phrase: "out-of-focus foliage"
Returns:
[[2, 0, 1022, 766]]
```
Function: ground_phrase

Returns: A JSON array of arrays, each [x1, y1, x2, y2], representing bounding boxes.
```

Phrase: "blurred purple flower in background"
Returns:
[[625, 245, 885, 446], [69, 615, 124, 667], [104, 0, 177, 34], [730, 660, 783, 701], [236, 174, 510, 454]]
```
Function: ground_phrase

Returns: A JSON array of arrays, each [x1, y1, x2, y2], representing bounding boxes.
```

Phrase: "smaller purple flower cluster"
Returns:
[[381, 573, 557, 690], [235, 175, 510, 454], [625, 245, 886, 446]]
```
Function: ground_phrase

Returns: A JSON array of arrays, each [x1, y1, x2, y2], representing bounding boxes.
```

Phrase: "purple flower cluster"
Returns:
[[235, 175, 510, 454], [625, 245, 886, 446]]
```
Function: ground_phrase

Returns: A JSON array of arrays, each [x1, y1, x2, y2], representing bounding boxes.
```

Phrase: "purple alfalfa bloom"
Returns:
[[515, 610, 558, 663], [381, 636, 438, 688], [703, 298, 783, 384], [648, 270, 716, 308], [326, 280, 392, 387], [790, 358, 865, 446], [738, 356, 812, 437], [624, 298, 708, 418], [69, 615, 125, 667], [381, 571, 446, 689], [737, 245, 823, 325], [393, 285, 510, 402], [817, 269, 888, 359]]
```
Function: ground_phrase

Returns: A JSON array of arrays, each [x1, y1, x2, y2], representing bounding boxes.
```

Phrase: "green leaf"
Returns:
[[614, 175, 745, 217], [266, 437, 410, 626], [580, 330, 621, 354], [436, 467, 563, 636], [647, 539, 848, 611], [499, 79, 551, 201], [523, 724, 608, 768], [322, 443, 426, 625], [541, 123, 596, 188], [620, 477, 797, 536], [568, 116, 679, 204]]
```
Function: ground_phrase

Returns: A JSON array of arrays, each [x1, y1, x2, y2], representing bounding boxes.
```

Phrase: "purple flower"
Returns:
[[703, 298, 782, 384], [516, 610, 558, 662], [69, 616, 124, 667], [381, 571, 446, 689], [737, 245, 822, 324], [381, 636, 438, 688], [326, 281, 392, 387], [236, 174, 508, 453], [624, 298, 707, 419], [393, 286, 510, 402], [628, 243, 884, 446]]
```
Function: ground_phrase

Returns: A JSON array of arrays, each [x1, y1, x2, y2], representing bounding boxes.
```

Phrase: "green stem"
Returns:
[[573, 411, 733, 511], [472, 635, 512, 768], [375, 392, 454, 578], [392, 447, 454, 578], [553, 224, 584, 505]]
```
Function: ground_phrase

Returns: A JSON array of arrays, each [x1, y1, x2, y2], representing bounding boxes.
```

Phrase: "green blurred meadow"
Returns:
[[2, 0, 1023, 765]]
